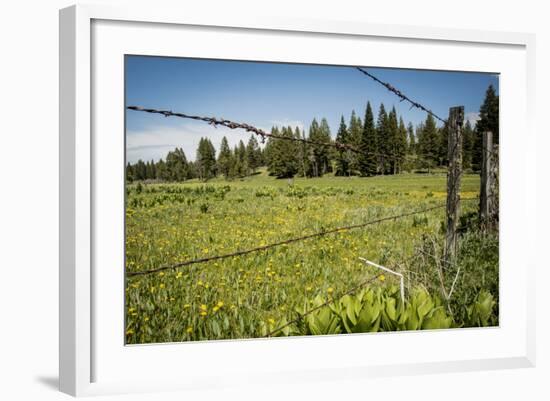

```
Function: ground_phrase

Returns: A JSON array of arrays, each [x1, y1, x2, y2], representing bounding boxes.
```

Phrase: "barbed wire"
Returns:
[[127, 106, 390, 159], [126, 198, 478, 277], [266, 274, 380, 337], [355, 67, 447, 124], [267, 250, 425, 337]]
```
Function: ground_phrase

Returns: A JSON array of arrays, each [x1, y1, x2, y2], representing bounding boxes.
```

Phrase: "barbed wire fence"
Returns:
[[126, 199, 478, 277], [126, 66, 498, 335]]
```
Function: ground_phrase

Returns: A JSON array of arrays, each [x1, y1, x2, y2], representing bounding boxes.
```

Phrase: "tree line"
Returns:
[[126, 85, 498, 182]]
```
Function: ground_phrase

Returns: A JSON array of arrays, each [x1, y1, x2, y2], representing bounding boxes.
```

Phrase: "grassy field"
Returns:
[[125, 170, 497, 344]]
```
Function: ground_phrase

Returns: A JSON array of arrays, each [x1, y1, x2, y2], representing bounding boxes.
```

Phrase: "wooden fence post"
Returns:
[[445, 106, 464, 263], [480, 131, 497, 230]]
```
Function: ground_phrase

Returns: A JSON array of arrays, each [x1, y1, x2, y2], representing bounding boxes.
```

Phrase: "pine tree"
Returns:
[[417, 114, 439, 172], [246, 135, 261, 173], [472, 84, 499, 171], [317, 119, 333, 175], [306, 119, 322, 177], [358, 102, 378, 176], [217, 136, 233, 179], [334, 116, 351, 176], [407, 122, 416, 154], [135, 160, 147, 181], [237, 140, 248, 176], [437, 125, 448, 166], [166, 147, 189, 181], [196, 138, 216, 181], [387, 107, 399, 174], [155, 159, 168, 181], [267, 126, 299, 178], [396, 117, 408, 173], [295, 127, 308, 177], [376, 104, 389, 174], [264, 127, 278, 175], [462, 120, 474, 170], [348, 110, 363, 174], [126, 162, 134, 182]]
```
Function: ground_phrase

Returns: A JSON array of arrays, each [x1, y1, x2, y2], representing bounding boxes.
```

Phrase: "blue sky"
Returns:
[[125, 56, 499, 163]]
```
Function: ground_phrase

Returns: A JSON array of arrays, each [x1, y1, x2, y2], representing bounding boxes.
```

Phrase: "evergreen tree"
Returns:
[[166, 147, 189, 181], [396, 117, 408, 173], [187, 161, 198, 180], [306, 119, 322, 177], [196, 138, 217, 181], [217, 136, 233, 179], [417, 114, 439, 172], [407, 122, 416, 154], [462, 120, 474, 170], [155, 159, 168, 181], [135, 159, 147, 181], [376, 104, 390, 174], [387, 107, 399, 174], [264, 127, 278, 175], [472, 84, 499, 171], [307, 118, 332, 176], [267, 126, 299, 178], [437, 124, 448, 166], [358, 102, 378, 176], [126, 162, 134, 182], [295, 127, 308, 177], [334, 116, 351, 176], [237, 140, 248, 176], [348, 110, 363, 174], [246, 135, 261, 173]]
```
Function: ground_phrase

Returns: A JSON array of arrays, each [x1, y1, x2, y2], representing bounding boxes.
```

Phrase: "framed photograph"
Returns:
[[59, 4, 536, 396]]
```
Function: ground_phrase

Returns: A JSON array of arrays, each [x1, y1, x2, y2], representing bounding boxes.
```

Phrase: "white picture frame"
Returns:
[[59, 4, 536, 397]]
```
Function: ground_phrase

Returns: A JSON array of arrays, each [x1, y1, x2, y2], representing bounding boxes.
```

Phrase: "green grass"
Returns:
[[125, 170, 491, 344]]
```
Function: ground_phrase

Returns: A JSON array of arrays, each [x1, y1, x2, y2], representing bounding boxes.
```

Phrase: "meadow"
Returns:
[[125, 170, 498, 344]]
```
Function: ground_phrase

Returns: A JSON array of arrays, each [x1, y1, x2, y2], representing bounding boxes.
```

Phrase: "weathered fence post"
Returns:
[[480, 131, 498, 230], [445, 106, 464, 263]]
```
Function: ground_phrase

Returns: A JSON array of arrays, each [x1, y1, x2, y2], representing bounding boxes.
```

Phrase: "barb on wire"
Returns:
[[126, 198, 478, 277], [266, 274, 380, 337], [355, 67, 447, 124], [127, 106, 389, 159]]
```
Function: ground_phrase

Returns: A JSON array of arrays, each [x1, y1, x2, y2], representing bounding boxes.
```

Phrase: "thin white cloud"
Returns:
[[465, 112, 480, 127], [126, 122, 261, 163], [269, 119, 305, 132]]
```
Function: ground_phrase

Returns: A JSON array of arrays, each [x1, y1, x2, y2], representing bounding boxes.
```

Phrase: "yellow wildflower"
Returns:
[[186, 326, 193, 333], [327, 287, 334, 294]]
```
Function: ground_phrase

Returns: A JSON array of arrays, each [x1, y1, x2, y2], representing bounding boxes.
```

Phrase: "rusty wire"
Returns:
[[266, 274, 381, 337], [127, 106, 390, 159], [126, 198, 478, 277], [355, 67, 447, 125]]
